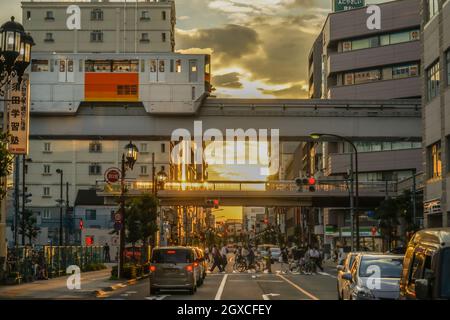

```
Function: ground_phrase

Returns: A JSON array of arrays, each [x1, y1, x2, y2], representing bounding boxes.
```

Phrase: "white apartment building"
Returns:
[[22, 0, 176, 53]]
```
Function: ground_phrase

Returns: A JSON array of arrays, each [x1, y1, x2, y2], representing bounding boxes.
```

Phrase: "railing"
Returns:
[[396, 172, 424, 193], [96, 179, 397, 196]]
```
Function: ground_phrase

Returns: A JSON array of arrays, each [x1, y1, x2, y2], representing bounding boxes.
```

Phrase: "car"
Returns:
[[399, 228, 450, 300], [193, 247, 207, 284], [269, 247, 281, 262], [336, 252, 360, 300], [149, 247, 201, 295], [341, 253, 404, 300]]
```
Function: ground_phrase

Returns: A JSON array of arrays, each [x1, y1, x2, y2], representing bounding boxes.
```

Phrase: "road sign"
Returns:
[[114, 222, 123, 231], [333, 0, 365, 12], [105, 167, 121, 184], [371, 227, 378, 236]]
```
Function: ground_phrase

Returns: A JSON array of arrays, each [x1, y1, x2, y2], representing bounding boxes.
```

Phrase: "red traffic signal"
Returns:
[[213, 199, 219, 209], [308, 177, 316, 185]]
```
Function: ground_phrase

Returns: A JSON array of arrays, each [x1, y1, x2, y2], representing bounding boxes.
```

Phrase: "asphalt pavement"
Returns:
[[97, 262, 339, 301]]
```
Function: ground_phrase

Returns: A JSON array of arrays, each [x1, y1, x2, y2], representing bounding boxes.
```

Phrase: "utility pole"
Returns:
[[66, 182, 69, 245], [14, 156, 19, 247], [412, 174, 417, 227], [21, 155, 26, 245]]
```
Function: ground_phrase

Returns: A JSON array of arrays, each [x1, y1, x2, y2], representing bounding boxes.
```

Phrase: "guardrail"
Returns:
[[96, 179, 397, 196]]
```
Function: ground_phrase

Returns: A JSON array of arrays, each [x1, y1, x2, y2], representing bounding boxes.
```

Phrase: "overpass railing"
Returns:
[[96, 180, 397, 196]]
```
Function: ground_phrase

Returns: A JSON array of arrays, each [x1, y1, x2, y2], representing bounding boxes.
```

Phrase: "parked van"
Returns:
[[399, 228, 450, 300]]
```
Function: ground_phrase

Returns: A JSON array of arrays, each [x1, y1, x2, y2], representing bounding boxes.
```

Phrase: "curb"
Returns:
[[94, 274, 149, 298]]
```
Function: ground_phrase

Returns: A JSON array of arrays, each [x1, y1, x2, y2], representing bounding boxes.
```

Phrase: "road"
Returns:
[[97, 263, 338, 301]]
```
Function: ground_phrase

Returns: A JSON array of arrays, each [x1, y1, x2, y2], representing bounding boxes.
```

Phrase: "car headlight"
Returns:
[[356, 286, 375, 299]]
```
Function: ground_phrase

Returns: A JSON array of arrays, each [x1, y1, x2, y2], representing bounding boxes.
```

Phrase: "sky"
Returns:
[[1, 0, 389, 99]]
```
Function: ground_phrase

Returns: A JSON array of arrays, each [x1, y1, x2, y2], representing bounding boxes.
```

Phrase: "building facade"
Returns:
[[309, 0, 421, 100], [422, 0, 450, 228], [22, 0, 176, 53]]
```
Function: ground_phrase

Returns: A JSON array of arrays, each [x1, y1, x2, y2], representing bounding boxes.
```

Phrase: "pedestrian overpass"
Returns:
[[96, 180, 396, 208]]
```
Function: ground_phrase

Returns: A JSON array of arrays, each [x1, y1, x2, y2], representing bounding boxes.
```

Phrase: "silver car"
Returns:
[[342, 254, 404, 300], [149, 247, 200, 295]]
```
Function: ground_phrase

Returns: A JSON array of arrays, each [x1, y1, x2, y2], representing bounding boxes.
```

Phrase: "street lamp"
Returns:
[[118, 141, 138, 278], [0, 17, 34, 92], [310, 133, 360, 251], [156, 168, 168, 246], [156, 168, 168, 191], [1, 16, 34, 270]]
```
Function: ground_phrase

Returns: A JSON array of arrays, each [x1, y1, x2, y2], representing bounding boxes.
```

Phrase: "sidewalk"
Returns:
[[0, 265, 141, 300]]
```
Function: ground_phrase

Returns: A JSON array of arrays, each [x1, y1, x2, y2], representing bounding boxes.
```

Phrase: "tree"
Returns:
[[19, 209, 40, 245], [126, 195, 159, 263], [374, 197, 400, 251]]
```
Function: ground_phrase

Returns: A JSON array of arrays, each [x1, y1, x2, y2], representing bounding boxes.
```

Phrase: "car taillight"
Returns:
[[150, 265, 156, 272], [186, 265, 193, 272], [194, 262, 199, 267]]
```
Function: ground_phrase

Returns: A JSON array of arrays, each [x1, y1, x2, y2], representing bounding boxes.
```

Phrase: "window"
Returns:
[[393, 64, 419, 79], [427, 61, 440, 101], [43, 187, 50, 197], [89, 142, 102, 153], [140, 166, 148, 175], [162, 11, 167, 20], [159, 60, 165, 73], [344, 73, 354, 85], [90, 31, 103, 43], [44, 33, 54, 42], [428, 0, 440, 21], [141, 11, 150, 20], [162, 33, 166, 42], [26, 11, 31, 21], [85, 60, 111, 72], [354, 70, 380, 84], [176, 59, 182, 73], [91, 9, 104, 21], [428, 141, 442, 179], [390, 31, 411, 45], [441, 248, 450, 298], [42, 209, 51, 220], [85, 209, 97, 221], [150, 60, 157, 73], [342, 41, 352, 52], [45, 11, 54, 20], [117, 85, 138, 96], [43, 142, 51, 152], [89, 164, 102, 176], [191, 86, 196, 100], [161, 143, 166, 153], [141, 33, 149, 42], [43, 165, 51, 175], [112, 60, 139, 72], [31, 60, 49, 72], [140, 143, 148, 153]]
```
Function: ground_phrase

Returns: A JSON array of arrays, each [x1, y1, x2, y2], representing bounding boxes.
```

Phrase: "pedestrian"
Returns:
[[220, 244, 228, 272], [204, 247, 210, 263], [104, 243, 111, 263], [309, 247, 324, 272], [280, 247, 289, 274], [247, 246, 255, 270], [209, 245, 223, 273]]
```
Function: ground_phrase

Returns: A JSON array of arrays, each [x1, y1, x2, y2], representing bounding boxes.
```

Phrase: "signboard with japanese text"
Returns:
[[333, 0, 365, 12], [6, 75, 30, 155]]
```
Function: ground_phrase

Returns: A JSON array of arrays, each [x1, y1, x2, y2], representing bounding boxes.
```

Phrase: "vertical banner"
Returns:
[[6, 74, 30, 155]]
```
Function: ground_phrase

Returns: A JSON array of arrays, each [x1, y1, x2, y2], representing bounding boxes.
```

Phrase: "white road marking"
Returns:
[[318, 272, 337, 279], [126, 291, 138, 294], [262, 293, 280, 300], [215, 274, 228, 300], [145, 295, 170, 300], [277, 274, 320, 300]]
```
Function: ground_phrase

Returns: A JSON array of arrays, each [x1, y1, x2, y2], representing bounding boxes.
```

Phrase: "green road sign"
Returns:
[[333, 0, 365, 12]]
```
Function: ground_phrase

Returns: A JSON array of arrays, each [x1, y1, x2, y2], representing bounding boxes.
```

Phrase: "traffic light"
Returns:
[[206, 199, 220, 209], [79, 218, 84, 230], [295, 177, 317, 192]]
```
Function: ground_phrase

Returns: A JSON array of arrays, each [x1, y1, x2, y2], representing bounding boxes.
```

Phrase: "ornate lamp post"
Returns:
[[118, 141, 138, 278], [0, 16, 34, 271]]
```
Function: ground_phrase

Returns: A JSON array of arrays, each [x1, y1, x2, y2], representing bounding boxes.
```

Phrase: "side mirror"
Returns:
[[415, 279, 431, 300], [337, 265, 344, 272], [342, 273, 353, 282]]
